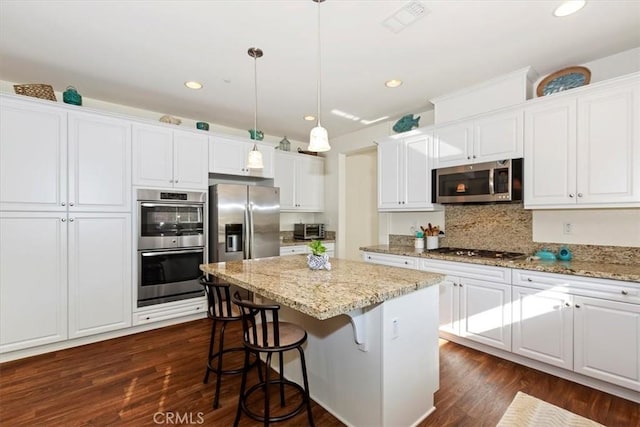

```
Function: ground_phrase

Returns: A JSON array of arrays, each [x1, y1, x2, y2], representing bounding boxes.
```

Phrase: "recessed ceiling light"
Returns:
[[304, 115, 316, 121], [184, 81, 203, 89], [553, 0, 586, 17], [385, 79, 403, 88]]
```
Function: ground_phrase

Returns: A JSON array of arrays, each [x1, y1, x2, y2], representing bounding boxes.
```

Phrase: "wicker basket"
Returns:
[[13, 84, 57, 101]]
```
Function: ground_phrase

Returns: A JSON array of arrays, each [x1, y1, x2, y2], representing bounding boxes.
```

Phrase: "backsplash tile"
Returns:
[[389, 203, 639, 265]]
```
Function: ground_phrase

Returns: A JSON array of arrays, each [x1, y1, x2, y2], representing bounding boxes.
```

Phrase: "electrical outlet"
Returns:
[[563, 223, 572, 234]]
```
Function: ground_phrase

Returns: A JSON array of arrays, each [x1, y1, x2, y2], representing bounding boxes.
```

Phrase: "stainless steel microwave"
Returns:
[[294, 223, 326, 240], [432, 159, 523, 204]]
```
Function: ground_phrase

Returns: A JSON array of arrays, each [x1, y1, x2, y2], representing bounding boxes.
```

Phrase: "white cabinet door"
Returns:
[[512, 286, 573, 369], [576, 83, 640, 205], [474, 109, 523, 162], [210, 137, 274, 179], [296, 155, 324, 211], [274, 152, 296, 210], [524, 98, 577, 207], [459, 277, 511, 351], [68, 213, 132, 338], [402, 134, 433, 209], [274, 152, 324, 212], [0, 212, 68, 353], [68, 112, 131, 212], [173, 131, 208, 190], [377, 140, 402, 209], [434, 122, 473, 168], [132, 124, 174, 188], [209, 136, 248, 175], [0, 97, 67, 211], [438, 277, 460, 335], [573, 295, 640, 390]]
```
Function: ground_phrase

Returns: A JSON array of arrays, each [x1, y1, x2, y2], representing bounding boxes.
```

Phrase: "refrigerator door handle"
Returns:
[[244, 203, 251, 259], [247, 202, 255, 259]]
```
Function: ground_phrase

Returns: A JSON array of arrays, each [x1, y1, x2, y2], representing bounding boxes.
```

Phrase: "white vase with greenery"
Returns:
[[307, 240, 331, 270]]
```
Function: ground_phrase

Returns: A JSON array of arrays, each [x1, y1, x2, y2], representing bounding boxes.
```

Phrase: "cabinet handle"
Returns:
[[527, 278, 532, 282], [404, 261, 408, 264], [575, 304, 581, 308], [459, 283, 463, 287], [577, 193, 583, 198], [453, 283, 458, 287], [472, 155, 476, 159], [69, 218, 74, 222], [169, 179, 173, 183], [61, 202, 66, 206], [621, 290, 628, 295], [61, 218, 66, 222], [564, 302, 571, 307], [569, 193, 575, 198], [467, 156, 471, 160], [175, 180, 179, 183], [69, 202, 74, 206]]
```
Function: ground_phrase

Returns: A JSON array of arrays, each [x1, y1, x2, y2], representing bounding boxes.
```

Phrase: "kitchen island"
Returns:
[[200, 255, 444, 427]]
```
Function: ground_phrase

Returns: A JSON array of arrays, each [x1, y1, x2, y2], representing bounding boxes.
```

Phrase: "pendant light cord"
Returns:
[[316, 0, 322, 127], [254, 53, 258, 139]]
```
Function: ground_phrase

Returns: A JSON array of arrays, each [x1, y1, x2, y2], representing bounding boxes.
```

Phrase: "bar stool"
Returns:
[[232, 291, 314, 427], [199, 276, 259, 409]]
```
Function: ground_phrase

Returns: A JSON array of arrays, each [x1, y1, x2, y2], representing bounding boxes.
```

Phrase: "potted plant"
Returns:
[[307, 240, 331, 270]]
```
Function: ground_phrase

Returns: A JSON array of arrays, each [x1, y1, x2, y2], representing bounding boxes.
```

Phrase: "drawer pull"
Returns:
[[564, 302, 571, 307], [575, 304, 581, 308], [404, 261, 408, 264], [621, 290, 628, 295], [527, 278, 532, 282], [453, 283, 458, 287]]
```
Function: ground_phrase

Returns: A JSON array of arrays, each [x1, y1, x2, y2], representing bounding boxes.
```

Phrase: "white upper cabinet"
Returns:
[[133, 124, 208, 190], [0, 96, 131, 212], [209, 135, 274, 178], [525, 75, 640, 208], [68, 112, 131, 212], [378, 132, 440, 211], [0, 96, 67, 211], [274, 151, 324, 212], [434, 108, 523, 168]]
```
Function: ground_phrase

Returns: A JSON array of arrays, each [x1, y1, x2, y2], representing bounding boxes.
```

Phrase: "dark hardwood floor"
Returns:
[[1, 319, 637, 426]]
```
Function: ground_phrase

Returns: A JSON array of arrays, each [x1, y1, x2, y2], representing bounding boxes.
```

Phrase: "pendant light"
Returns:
[[247, 47, 264, 169], [308, 0, 331, 152]]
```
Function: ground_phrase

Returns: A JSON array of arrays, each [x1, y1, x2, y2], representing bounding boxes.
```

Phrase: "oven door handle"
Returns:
[[141, 249, 204, 257], [140, 202, 204, 209]]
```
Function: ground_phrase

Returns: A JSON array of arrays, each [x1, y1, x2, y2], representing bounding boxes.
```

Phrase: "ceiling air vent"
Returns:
[[382, 1, 430, 34]]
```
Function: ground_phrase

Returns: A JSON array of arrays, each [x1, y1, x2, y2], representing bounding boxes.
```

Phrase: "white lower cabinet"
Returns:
[[0, 212, 68, 352], [68, 213, 132, 339], [512, 269, 640, 391], [281, 242, 335, 257], [573, 295, 639, 390], [512, 286, 573, 369], [423, 259, 511, 351], [0, 212, 132, 353]]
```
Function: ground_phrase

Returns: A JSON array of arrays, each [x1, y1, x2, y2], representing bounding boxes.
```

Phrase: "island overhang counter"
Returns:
[[200, 255, 444, 427]]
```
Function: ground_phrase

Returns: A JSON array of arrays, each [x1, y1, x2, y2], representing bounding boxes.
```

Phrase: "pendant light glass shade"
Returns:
[[247, 47, 264, 169], [309, 125, 330, 152], [309, 0, 330, 152], [247, 144, 264, 169]]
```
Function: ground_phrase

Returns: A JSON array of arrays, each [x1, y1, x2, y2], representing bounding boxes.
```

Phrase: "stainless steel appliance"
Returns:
[[294, 223, 326, 240], [209, 184, 280, 263], [433, 158, 523, 204], [137, 189, 206, 307]]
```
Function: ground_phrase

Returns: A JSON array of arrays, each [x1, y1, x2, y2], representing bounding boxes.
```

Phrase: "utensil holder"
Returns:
[[414, 238, 424, 249], [426, 236, 439, 250]]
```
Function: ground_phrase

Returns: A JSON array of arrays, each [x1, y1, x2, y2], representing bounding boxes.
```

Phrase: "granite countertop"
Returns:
[[360, 245, 640, 283], [280, 238, 336, 247], [200, 256, 443, 320]]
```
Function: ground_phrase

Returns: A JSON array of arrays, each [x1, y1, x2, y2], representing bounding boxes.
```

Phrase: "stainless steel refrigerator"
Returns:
[[209, 184, 280, 263]]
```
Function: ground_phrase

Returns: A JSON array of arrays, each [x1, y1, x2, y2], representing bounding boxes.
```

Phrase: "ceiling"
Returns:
[[1, 1, 639, 143]]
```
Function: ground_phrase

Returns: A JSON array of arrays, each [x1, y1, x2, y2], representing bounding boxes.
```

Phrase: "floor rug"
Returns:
[[496, 391, 605, 427]]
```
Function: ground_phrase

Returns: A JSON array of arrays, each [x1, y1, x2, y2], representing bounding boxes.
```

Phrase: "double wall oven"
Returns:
[[137, 189, 206, 307]]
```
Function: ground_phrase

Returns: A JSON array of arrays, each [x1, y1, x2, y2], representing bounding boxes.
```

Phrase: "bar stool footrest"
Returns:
[[240, 379, 308, 423]]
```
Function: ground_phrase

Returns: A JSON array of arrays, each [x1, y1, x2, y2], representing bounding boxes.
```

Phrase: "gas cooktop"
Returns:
[[431, 247, 526, 260]]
